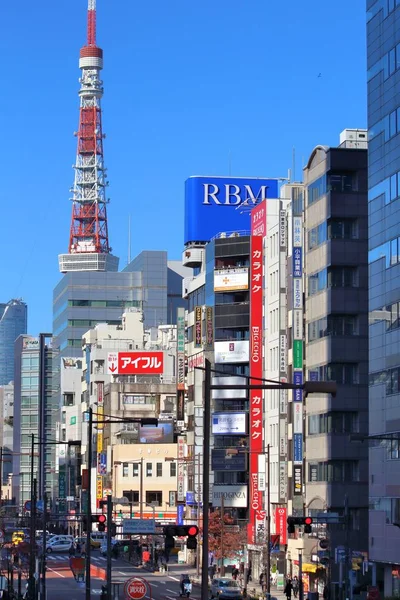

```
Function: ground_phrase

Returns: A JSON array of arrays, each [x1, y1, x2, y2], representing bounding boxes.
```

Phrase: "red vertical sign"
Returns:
[[275, 506, 287, 546], [249, 233, 264, 544]]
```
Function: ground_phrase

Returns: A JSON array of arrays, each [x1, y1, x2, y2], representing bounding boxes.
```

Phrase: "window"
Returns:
[[308, 269, 327, 296], [328, 172, 355, 193], [327, 363, 358, 385], [386, 367, 400, 395], [308, 222, 327, 250], [170, 462, 177, 477], [328, 267, 358, 288], [313, 363, 358, 385], [133, 463, 139, 477], [123, 490, 139, 505], [308, 176, 326, 205], [308, 461, 359, 482], [122, 463, 129, 477], [146, 463, 153, 477], [369, 236, 400, 268], [308, 315, 358, 342], [389, 439, 400, 460], [145, 491, 162, 506], [308, 412, 359, 435], [156, 463, 162, 477], [328, 219, 358, 240]]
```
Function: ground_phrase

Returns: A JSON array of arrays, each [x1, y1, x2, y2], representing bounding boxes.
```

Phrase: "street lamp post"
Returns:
[[85, 411, 158, 600], [196, 360, 337, 600]]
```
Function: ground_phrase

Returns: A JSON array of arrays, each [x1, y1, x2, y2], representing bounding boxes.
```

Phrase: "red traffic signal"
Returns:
[[187, 526, 199, 537], [304, 517, 313, 525], [98, 515, 106, 524]]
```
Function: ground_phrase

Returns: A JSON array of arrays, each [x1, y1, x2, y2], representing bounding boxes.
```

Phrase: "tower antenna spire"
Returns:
[[58, 0, 119, 273], [87, 0, 97, 47]]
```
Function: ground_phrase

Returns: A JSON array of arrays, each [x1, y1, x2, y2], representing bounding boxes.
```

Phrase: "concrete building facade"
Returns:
[[300, 134, 369, 587]]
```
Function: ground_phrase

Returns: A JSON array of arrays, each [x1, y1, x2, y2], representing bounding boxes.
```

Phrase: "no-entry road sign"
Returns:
[[124, 577, 148, 600]]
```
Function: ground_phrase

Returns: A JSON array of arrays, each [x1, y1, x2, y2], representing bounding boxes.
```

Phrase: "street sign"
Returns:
[[24, 500, 44, 512], [123, 519, 156, 535], [107, 352, 118, 374], [319, 539, 329, 550], [124, 577, 149, 600]]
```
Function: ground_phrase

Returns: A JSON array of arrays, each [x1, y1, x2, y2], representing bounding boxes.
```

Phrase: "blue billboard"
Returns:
[[293, 247, 302, 278], [293, 433, 303, 463], [184, 176, 279, 244], [293, 371, 303, 402]]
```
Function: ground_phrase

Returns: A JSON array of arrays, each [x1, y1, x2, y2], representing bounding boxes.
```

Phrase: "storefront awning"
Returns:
[[302, 564, 318, 573]]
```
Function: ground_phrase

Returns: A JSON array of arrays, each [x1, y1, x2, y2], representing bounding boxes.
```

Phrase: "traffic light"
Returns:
[[287, 516, 313, 534], [110, 522, 117, 537], [92, 514, 107, 532], [304, 517, 313, 534], [186, 525, 199, 550], [163, 525, 199, 550]]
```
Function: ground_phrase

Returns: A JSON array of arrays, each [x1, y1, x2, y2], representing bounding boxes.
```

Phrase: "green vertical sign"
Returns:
[[293, 340, 303, 369]]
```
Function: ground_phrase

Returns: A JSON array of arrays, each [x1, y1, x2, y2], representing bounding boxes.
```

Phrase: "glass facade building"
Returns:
[[367, 0, 400, 588], [0, 299, 27, 385], [12, 335, 58, 507], [53, 251, 189, 357]]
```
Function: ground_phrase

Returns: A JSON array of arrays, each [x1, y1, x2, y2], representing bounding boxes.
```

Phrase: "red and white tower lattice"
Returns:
[[59, 0, 119, 273]]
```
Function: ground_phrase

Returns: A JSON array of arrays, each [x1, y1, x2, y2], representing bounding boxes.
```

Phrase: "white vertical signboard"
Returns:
[[177, 436, 185, 502]]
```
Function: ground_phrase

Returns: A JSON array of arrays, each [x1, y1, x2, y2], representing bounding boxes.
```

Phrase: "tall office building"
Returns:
[[367, 0, 400, 591], [300, 132, 369, 589], [12, 335, 57, 506], [53, 250, 190, 357], [0, 299, 27, 385], [0, 382, 14, 486]]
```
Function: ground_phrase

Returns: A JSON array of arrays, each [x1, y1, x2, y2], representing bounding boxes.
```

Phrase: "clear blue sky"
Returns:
[[0, 0, 366, 335]]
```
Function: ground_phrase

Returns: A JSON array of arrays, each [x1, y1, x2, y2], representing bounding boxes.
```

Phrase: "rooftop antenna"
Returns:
[[128, 215, 131, 265], [292, 147, 296, 182]]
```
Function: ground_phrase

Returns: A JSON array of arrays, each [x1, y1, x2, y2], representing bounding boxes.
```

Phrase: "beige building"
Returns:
[[111, 443, 178, 521]]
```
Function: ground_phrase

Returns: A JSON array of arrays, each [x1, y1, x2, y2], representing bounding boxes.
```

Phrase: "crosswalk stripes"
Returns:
[[45, 553, 108, 563]]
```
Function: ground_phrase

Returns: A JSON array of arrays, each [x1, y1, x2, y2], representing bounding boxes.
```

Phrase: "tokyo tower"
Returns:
[[59, 0, 119, 273]]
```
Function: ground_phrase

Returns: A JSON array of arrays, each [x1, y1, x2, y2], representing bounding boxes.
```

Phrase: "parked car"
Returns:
[[39, 535, 74, 553], [210, 578, 243, 599]]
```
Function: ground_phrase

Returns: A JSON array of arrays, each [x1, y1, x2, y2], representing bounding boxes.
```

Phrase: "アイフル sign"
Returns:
[[107, 352, 164, 375]]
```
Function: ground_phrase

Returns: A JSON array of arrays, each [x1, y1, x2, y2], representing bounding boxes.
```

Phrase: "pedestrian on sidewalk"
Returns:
[[284, 578, 293, 600], [292, 576, 299, 598]]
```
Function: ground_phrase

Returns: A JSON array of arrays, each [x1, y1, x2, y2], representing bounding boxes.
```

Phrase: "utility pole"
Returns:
[[85, 406, 93, 600], [106, 494, 112, 600], [0, 447, 3, 508], [298, 550, 303, 600], [220, 494, 225, 576], [41, 494, 47, 600], [344, 495, 351, 600], [196, 452, 201, 577], [140, 457, 144, 519], [265, 444, 271, 600], [201, 359, 211, 600], [29, 478, 37, 600]]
